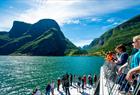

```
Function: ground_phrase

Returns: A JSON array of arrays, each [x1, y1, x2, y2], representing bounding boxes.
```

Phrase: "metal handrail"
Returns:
[[103, 62, 140, 95], [94, 78, 100, 95]]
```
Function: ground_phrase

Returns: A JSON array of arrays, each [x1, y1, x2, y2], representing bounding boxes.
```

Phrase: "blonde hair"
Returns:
[[133, 35, 140, 41]]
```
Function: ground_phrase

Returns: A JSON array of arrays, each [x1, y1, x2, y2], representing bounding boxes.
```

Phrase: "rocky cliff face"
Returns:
[[9, 21, 31, 38], [0, 19, 78, 56]]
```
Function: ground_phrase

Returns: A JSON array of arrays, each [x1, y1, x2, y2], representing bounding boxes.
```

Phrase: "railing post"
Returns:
[[94, 78, 100, 95], [133, 74, 140, 95]]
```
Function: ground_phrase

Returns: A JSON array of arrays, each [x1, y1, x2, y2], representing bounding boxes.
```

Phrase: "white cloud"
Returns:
[[107, 18, 115, 23], [18, 0, 140, 24], [0, 0, 140, 31], [74, 39, 93, 47], [65, 19, 80, 24], [91, 18, 102, 22], [17, 0, 81, 23]]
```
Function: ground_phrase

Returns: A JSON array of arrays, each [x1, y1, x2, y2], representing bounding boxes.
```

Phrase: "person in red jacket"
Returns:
[[83, 75, 86, 88]]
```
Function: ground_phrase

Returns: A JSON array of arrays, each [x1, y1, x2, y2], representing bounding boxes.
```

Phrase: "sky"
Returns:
[[0, 0, 140, 47]]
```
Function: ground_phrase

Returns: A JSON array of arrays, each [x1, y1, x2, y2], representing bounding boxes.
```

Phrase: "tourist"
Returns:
[[88, 74, 92, 87], [32, 87, 41, 95], [66, 73, 69, 80], [88, 74, 90, 86], [73, 74, 76, 85], [104, 51, 117, 79], [57, 77, 61, 91], [82, 77, 84, 92], [70, 73, 73, 86], [114, 44, 128, 68], [65, 76, 70, 95], [126, 35, 140, 81], [115, 35, 140, 94], [117, 48, 138, 92], [83, 75, 86, 88], [61, 75, 65, 90], [105, 51, 116, 63], [46, 83, 51, 95], [93, 74, 97, 87], [77, 76, 81, 92], [113, 44, 128, 85], [51, 80, 55, 95]]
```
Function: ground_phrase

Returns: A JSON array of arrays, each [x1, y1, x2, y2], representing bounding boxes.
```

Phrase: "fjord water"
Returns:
[[0, 56, 104, 95]]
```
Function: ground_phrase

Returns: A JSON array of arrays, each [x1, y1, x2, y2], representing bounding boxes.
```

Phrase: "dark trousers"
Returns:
[[116, 73, 126, 85], [65, 87, 70, 95], [119, 75, 137, 92], [70, 80, 72, 86], [57, 84, 60, 91]]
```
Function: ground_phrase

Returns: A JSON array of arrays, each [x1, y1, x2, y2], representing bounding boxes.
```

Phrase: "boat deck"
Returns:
[[53, 83, 95, 95]]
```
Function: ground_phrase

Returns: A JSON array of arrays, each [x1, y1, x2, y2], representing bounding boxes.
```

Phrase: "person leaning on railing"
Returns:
[[125, 35, 140, 94], [111, 44, 129, 83], [117, 48, 138, 93], [104, 51, 117, 80], [105, 51, 117, 69], [114, 44, 129, 72], [126, 35, 140, 81]]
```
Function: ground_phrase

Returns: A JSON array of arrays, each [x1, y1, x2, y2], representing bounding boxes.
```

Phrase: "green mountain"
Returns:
[[9, 21, 32, 38], [0, 19, 78, 56], [87, 14, 140, 55], [0, 31, 11, 46]]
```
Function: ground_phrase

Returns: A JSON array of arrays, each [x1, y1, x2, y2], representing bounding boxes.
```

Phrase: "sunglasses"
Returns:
[[132, 41, 138, 43]]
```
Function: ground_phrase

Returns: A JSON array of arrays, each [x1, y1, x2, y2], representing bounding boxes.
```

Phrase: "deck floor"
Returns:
[[52, 83, 95, 95]]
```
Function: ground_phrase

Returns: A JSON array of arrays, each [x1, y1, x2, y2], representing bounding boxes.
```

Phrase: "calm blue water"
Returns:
[[0, 56, 104, 95]]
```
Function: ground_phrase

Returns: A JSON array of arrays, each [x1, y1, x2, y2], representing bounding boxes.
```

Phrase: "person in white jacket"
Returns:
[[51, 80, 55, 95]]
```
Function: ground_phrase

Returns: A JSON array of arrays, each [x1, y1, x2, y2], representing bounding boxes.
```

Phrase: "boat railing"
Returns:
[[102, 62, 140, 95], [94, 78, 100, 95]]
